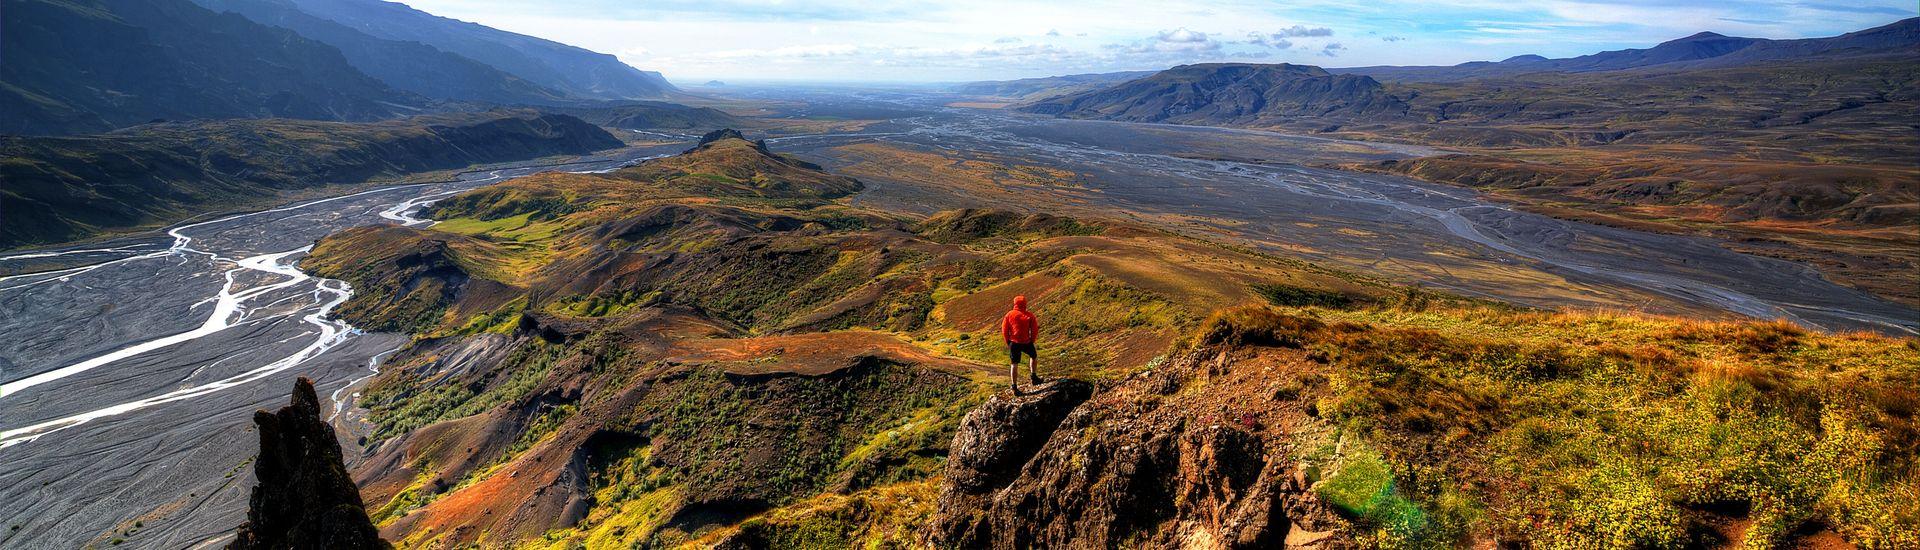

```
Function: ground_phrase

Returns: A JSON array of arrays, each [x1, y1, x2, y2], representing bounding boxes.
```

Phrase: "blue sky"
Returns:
[[399, 0, 1917, 83]]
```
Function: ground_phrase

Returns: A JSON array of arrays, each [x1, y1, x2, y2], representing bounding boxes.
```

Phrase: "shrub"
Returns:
[[1252, 283, 1359, 308]]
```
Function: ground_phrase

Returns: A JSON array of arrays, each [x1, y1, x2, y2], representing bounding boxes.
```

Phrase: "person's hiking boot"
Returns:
[[1030, 375, 1043, 386]]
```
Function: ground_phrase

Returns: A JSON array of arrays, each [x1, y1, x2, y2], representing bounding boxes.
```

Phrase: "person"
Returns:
[[1001, 295, 1041, 394]]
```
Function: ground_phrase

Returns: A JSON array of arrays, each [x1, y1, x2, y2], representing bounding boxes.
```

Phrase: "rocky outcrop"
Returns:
[[933, 378, 1093, 546], [930, 348, 1351, 549], [686, 128, 777, 158], [230, 378, 389, 550]]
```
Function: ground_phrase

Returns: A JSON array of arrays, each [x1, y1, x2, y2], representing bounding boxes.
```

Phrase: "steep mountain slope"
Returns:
[[188, 0, 568, 105], [1017, 63, 1404, 125], [0, 111, 621, 249], [0, 0, 412, 135], [952, 70, 1157, 102], [282, 0, 676, 99]]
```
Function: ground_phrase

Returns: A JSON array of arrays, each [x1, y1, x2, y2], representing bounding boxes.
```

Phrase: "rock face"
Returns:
[[229, 378, 389, 550], [933, 378, 1094, 546], [930, 348, 1350, 549]]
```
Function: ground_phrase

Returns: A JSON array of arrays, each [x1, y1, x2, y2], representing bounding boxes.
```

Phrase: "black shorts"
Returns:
[[1008, 342, 1036, 364]]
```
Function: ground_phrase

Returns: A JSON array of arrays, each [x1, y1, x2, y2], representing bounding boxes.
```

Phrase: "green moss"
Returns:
[[1317, 445, 1427, 539]]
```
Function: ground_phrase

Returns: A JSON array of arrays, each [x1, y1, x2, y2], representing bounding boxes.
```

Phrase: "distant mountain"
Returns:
[[281, 0, 677, 99], [0, 111, 621, 249], [1678, 17, 1920, 68], [1342, 17, 1920, 81], [189, 0, 570, 105], [953, 70, 1157, 101], [541, 101, 742, 130], [0, 0, 415, 135], [1015, 64, 1403, 125]]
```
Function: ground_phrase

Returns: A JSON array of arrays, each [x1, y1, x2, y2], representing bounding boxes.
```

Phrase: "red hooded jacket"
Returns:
[[1001, 295, 1038, 344]]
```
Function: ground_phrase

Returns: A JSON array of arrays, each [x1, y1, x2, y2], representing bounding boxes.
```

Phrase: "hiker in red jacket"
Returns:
[[1002, 295, 1041, 394]]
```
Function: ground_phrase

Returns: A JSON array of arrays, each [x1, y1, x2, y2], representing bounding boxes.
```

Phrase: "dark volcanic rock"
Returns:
[[229, 378, 389, 550], [931, 378, 1092, 546], [688, 128, 774, 156], [697, 128, 749, 145], [930, 349, 1351, 549]]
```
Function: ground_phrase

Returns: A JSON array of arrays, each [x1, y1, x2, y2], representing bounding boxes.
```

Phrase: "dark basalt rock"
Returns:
[[929, 350, 1350, 549], [687, 128, 775, 156], [697, 128, 748, 145], [229, 378, 389, 550], [931, 378, 1093, 546]]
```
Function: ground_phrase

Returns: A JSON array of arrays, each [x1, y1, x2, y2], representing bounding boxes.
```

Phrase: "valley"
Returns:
[[980, 20, 1920, 308], [0, 144, 684, 548], [1, 6, 1916, 547], [2, 92, 1912, 547]]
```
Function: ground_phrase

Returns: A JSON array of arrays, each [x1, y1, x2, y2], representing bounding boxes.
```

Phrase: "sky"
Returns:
[[398, 0, 1917, 83]]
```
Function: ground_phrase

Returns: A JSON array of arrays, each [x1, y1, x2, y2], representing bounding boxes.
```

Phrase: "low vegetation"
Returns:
[[307, 131, 1916, 548], [1205, 301, 1919, 548]]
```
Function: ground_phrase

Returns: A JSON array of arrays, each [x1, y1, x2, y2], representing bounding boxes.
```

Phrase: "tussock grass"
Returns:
[[1217, 302, 1919, 548]]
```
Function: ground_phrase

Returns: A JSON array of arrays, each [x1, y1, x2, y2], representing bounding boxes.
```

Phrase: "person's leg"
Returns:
[[1027, 345, 1041, 384], [1008, 344, 1022, 394]]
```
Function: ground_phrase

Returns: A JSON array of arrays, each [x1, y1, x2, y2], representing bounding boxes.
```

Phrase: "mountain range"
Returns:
[[1005, 18, 1919, 127], [0, 111, 620, 249], [0, 0, 412, 135], [1341, 17, 1920, 81], [1017, 63, 1403, 125], [0, 0, 676, 136], [949, 70, 1157, 102], [262, 0, 676, 99], [988, 18, 1920, 306]]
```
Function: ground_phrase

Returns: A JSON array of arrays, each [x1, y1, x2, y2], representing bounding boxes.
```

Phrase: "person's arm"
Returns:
[[1001, 313, 1013, 343]]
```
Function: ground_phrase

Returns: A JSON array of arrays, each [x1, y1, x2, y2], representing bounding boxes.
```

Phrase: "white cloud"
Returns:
[[389, 0, 1917, 81], [1155, 27, 1210, 43], [1275, 25, 1334, 37], [1246, 31, 1294, 49]]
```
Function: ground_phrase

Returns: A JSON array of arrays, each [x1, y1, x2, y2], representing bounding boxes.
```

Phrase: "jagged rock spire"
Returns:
[[229, 377, 389, 550]]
